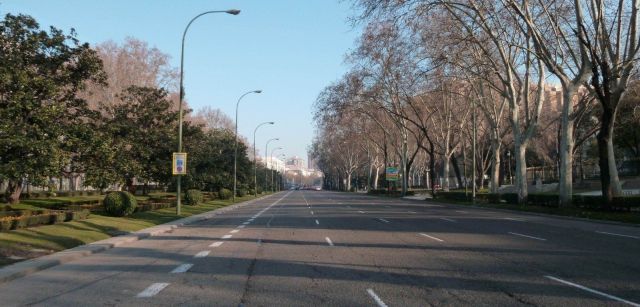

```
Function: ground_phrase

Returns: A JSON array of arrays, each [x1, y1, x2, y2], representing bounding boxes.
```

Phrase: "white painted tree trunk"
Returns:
[[373, 167, 379, 190]]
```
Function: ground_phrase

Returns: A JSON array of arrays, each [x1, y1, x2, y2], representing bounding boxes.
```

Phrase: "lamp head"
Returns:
[[226, 9, 241, 15], [254, 90, 263, 93], [268, 122, 275, 125]]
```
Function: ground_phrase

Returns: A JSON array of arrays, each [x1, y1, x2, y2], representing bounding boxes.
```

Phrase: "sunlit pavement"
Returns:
[[0, 190, 639, 306]]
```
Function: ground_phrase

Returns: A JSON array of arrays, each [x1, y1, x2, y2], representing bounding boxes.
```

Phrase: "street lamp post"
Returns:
[[270, 147, 282, 192], [176, 9, 240, 216], [253, 122, 274, 197], [234, 90, 262, 203], [264, 138, 279, 192], [277, 153, 286, 191]]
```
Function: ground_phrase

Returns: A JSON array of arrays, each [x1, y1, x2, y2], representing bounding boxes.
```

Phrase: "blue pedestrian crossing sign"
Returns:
[[172, 152, 187, 175]]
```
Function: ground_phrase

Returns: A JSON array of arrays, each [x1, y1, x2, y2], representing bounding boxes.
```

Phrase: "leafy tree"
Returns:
[[0, 14, 104, 204], [98, 86, 178, 193]]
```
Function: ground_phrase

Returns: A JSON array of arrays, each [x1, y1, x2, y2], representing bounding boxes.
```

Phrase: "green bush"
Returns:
[[256, 187, 263, 194], [184, 189, 203, 206], [236, 188, 246, 197], [103, 191, 137, 216], [501, 193, 519, 204], [218, 188, 233, 200]]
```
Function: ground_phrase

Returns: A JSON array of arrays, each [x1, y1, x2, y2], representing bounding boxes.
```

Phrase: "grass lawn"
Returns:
[[431, 198, 640, 225], [0, 193, 268, 267]]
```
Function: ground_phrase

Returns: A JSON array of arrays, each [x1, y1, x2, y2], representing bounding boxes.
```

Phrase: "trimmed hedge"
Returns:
[[368, 189, 416, 196], [218, 188, 232, 200], [437, 191, 640, 211], [184, 189, 203, 206], [103, 191, 137, 217], [0, 209, 90, 232], [135, 202, 173, 212]]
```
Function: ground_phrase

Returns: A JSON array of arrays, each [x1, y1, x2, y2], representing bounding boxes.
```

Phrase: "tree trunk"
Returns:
[[6, 179, 23, 205], [373, 166, 380, 190], [515, 142, 528, 204], [346, 172, 352, 191], [559, 90, 576, 207], [451, 154, 463, 189], [490, 140, 502, 193], [442, 155, 450, 191], [597, 104, 623, 207]]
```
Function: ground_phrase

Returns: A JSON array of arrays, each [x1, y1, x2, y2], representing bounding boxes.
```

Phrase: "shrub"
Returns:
[[501, 193, 519, 204], [103, 191, 137, 216], [256, 187, 263, 194], [236, 188, 246, 197], [218, 188, 232, 200], [184, 189, 203, 206]]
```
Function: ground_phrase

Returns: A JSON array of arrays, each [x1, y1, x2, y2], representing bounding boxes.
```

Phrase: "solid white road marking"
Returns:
[[455, 210, 468, 213], [545, 275, 640, 306], [358, 211, 365, 214], [230, 229, 239, 234], [378, 218, 390, 223], [222, 234, 233, 239], [136, 283, 170, 298], [325, 237, 334, 246], [596, 231, 639, 239], [194, 251, 210, 258], [408, 211, 416, 214], [367, 288, 389, 307], [237, 225, 245, 229], [170, 263, 193, 274], [509, 232, 546, 241], [209, 242, 224, 247], [440, 217, 456, 222], [315, 219, 319, 225], [419, 233, 444, 242]]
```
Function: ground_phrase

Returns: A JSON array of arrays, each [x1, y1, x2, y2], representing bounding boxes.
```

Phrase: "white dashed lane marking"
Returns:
[[194, 251, 210, 258], [170, 263, 193, 274], [509, 232, 546, 241], [136, 283, 170, 298], [545, 276, 640, 306], [596, 231, 639, 239], [209, 241, 223, 247], [315, 219, 319, 225], [325, 237, 334, 246], [419, 233, 444, 242], [222, 234, 233, 239], [230, 229, 239, 233], [440, 217, 456, 222], [367, 288, 389, 307]]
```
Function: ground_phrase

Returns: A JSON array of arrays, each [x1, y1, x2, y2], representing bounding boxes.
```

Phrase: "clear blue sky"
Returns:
[[1, 0, 361, 162]]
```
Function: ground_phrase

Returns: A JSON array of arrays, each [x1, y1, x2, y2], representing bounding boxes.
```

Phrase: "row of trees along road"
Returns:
[[311, 0, 640, 207], [0, 14, 271, 204]]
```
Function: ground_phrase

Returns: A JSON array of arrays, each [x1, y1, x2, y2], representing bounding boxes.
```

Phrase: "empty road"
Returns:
[[0, 191, 639, 306]]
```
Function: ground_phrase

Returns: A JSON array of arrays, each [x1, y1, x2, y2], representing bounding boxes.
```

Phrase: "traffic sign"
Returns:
[[386, 167, 399, 181], [172, 152, 187, 175]]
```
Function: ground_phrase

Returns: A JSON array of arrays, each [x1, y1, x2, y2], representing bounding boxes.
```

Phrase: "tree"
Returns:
[[0, 14, 104, 204], [99, 86, 178, 192]]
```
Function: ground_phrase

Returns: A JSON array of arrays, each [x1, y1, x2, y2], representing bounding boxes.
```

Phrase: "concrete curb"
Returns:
[[0, 193, 277, 285]]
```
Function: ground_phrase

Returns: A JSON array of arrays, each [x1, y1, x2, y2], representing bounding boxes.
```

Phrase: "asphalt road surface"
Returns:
[[0, 190, 639, 306]]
